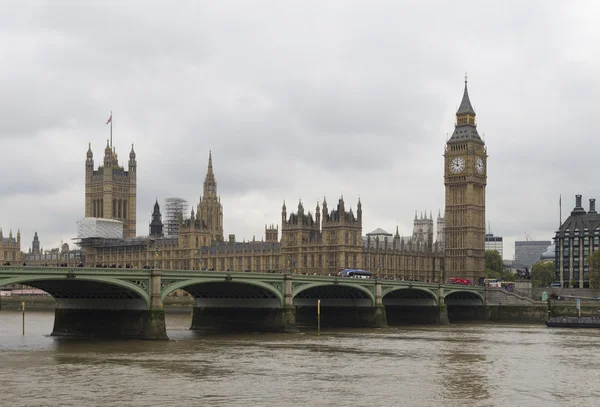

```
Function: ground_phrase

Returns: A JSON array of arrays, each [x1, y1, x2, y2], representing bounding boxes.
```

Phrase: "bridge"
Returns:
[[0, 266, 486, 339]]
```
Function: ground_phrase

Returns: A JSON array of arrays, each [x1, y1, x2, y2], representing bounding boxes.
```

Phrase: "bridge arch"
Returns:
[[161, 278, 284, 308], [293, 282, 375, 307], [382, 287, 439, 306], [0, 275, 151, 309], [444, 290, 484, 306]]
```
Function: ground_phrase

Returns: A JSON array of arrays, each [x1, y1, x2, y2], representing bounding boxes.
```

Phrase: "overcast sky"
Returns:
[[2, 1, 599, 260]]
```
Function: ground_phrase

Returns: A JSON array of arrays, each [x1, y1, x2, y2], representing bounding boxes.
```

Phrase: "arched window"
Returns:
[[123, 200, 127, 219], [113, 199, 117, 218]]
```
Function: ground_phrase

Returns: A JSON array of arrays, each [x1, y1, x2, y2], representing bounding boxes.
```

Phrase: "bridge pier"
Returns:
[[438, 286, 450, 324], [52, 308, 168, 340], [190, 306, 297, 332], [51, 270, 168, 340]]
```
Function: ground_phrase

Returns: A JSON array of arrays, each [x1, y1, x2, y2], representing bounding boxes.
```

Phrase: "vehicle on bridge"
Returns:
[[483, 278, 502, 288], [337, 269, 372, 279], [449, 277, 471, 285]]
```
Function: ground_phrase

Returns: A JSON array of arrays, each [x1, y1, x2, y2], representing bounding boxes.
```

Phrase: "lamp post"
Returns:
[[154, 247, 160, 270]]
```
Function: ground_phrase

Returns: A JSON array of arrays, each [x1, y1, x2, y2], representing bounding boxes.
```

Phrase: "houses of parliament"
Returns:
[[9, 79, 487, 281]]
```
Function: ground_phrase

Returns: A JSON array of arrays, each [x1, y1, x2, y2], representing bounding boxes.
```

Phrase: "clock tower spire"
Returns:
[[444, 76, 487, 282]]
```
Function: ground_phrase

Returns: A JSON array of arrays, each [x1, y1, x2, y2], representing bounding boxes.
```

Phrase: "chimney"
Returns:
[[576, 194, 583, 209], [228, 234, 235, 243], [590, 198, 597, 214]]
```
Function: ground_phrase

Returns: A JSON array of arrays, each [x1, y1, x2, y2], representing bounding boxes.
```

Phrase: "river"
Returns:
[[0, 310, 599, 407]]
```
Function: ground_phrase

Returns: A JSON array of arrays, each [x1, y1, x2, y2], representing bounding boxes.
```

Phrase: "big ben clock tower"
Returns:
[[444, 75, 487, 282]]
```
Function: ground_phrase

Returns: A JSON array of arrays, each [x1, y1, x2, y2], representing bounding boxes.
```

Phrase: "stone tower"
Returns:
[[85, 141, 137, 237], [412, 211, 434, 249], [436, 210, 445, 247], [32, 231, 40, 255], [321, 196, 363, 274], [444, 77, 487, 281], [149, 199, 164, 237], [196, 151, 224, 242]]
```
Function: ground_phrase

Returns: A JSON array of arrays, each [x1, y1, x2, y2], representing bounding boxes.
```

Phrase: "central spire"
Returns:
[[447, 75, 483, 144], [203, 151, 217, 198], [456, 73, 476, 116]]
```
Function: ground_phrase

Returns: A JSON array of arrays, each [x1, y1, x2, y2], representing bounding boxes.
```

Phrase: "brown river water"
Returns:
[[0, 310, 599, 407]]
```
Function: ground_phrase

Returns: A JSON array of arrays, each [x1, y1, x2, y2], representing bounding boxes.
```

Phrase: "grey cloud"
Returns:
[[2, 1, 600, 261]]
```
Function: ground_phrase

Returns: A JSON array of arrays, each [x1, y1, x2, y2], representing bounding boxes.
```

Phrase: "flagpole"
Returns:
[[110, 111, 113, 148]]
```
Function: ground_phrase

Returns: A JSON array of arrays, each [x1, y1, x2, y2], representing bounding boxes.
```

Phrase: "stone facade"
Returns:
[[81, 153, 444, 280], [22, 234, 84, 266], [444, 78, 487, 281], [0, 228, 21, 264], [85, 141, 137, 238]]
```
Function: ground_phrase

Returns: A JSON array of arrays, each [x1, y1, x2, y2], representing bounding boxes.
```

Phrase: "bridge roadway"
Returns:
[[0, 266, 486, 340]]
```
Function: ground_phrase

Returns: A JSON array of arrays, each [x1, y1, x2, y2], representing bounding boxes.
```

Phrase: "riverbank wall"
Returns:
[[0, 296, 196, 312]]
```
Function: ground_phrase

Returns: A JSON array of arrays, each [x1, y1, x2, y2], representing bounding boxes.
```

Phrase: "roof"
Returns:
[[447, 80, 484, 145], [366, 228, 392, 236], [447, 125, 483, 144], [456, 81, 476, 116], [540, 244, 555, 260]]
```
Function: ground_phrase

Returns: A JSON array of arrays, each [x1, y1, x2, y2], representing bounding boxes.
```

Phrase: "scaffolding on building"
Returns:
[[164, 197, 188, 237]]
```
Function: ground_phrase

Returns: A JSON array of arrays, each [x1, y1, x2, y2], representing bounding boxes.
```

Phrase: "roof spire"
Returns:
[[456, 73, 475, 116]]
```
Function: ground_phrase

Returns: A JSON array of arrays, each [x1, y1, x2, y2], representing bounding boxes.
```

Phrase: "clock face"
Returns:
[[476, 156, 484, 174], [449, 156, 465, 174]]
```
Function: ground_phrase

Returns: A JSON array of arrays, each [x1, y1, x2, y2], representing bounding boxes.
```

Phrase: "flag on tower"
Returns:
[[106, 114, 112, 124]]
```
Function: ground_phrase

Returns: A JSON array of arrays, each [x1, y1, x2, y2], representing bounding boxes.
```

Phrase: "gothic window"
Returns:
[[113, 199, 117, 218], [123, 200, 127, 219], [118, 200, 122, 218]]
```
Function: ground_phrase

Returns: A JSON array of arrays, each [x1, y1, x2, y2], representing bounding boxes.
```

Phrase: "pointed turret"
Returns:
[[456, 74, 476, 116], [315, 201, 321, 227], [128, 143, 136, 171], [282, 201, 287, 225], [203, 150, 217, 198], [149, 199, 164, 237], [357, 197, 362, 223], [447, 74, 483, 144], [87, 142, 93, 160]]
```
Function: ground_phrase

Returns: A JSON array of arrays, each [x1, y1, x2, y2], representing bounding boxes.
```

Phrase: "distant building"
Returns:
[[515, 240, 551, 270], [23, 233, 84, 266], [485, 233, 504, 259], [0, 228, 21, 264], [554, 194, 600, 288], [539, 244, 555, 264], [81, 152, 444, 278]]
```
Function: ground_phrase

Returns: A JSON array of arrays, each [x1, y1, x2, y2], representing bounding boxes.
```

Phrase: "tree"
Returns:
[[588, 250, 600, 289], [530, 262, 555, 288], [485, 250, 503, 273]]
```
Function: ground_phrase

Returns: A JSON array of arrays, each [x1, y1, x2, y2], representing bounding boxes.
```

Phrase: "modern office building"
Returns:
[[485, 234, 504, 258], [515, 240, 551, 270], [554, 194, 600, 288]]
